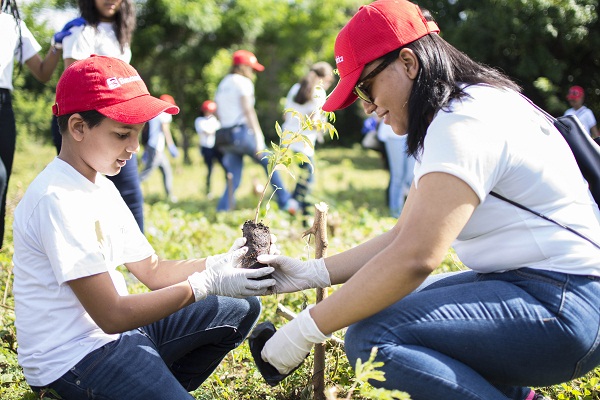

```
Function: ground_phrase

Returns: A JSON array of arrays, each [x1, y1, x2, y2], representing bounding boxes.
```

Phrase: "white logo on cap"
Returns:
[[335, 55, 344, 64], [107, 77, 121, 89], [106, 75, 142, 90]]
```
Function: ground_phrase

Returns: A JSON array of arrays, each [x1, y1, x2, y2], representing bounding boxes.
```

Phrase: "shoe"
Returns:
[[285, 198, 300, 216], [533, 395, 550, 400]]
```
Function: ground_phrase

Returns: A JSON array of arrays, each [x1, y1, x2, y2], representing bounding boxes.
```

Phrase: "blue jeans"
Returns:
[[0, 88, 15, 249], [345, 269, 600, 400], [217, 151, 291, 211], [107, 156, 144, 232], [385, 137, 415, 218], [33, 296, 261, 399], [291, 156, 314, 216], [139, 147, 174, 198]]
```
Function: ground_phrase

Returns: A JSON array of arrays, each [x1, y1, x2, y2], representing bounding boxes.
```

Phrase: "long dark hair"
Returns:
[[78, 0, 136, 52], [403, 33, 520, 158], [3, 0, 24, 73], [293, 61, 333, 104]]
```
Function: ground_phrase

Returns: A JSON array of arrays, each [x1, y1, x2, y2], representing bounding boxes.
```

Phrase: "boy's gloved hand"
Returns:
[[206, 235, 279, 271], [52, 17, 86, 46], [188, 248, 275, 300], [257, 255, 330, 293], [168, 144, 179, 158], [261, 306, 329, 374]]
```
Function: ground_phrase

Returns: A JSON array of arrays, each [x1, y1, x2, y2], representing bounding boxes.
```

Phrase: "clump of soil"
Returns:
[[241, 220, 272, 280]]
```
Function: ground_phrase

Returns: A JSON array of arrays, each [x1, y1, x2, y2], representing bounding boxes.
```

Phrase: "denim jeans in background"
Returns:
[[345, 268, 600, 400], [33, 296, 261, 400], [384, 136, 415, 218], [217, 150, 291, 211], [0, 88, 15, 249], [139, 146, 174, 198], [106, 155, 144, 232]]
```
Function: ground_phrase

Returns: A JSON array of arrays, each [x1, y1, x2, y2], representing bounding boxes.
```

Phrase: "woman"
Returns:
[[258, 1, 600, 399], [214, 50, 293, 212], [0, 0, 76, 248], [280, 61, 334, 218], [54, 0, 146, 231]]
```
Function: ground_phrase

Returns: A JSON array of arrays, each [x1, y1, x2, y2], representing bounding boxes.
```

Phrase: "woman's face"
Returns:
[[95, 0, 123, 22], [360, 49, 419, 136]]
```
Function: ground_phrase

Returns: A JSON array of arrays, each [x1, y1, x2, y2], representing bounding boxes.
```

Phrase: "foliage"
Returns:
[[254, 109, 338, 223]]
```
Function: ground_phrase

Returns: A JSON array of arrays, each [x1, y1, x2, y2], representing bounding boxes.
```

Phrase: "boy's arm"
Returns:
[[126, 254, 206, 290]]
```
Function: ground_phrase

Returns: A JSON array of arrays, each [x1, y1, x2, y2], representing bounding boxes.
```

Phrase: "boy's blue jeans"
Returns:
[[345, 268, 600, 400], [33, 296, 261, 399]]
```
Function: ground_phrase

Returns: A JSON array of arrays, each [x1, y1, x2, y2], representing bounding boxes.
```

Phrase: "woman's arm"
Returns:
[[313, 171, 480, 334], [24, 46, 62, 83]]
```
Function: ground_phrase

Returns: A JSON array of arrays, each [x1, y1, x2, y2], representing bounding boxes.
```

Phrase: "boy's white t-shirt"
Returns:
[[195, 115, 221, 148], [414, 85, 600, 276], [214, 73, 254, 128], [13, 158, 154, 386], [62, 22, 132, 63], [0, 14, 42, 91], [281, 83, 327, 157], [564, 105, 597, 136]]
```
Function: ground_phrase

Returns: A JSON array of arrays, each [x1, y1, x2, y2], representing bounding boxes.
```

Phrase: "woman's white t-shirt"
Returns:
[[63, 22, 132, 63], [414, 85, 600, 276], [214, 73, 254, 128], [13, 159, 154, 386], [0, 14, 41, 90]]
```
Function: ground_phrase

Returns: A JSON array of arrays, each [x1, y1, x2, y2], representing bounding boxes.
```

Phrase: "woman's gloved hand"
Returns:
[[257, 255, 330, 293]]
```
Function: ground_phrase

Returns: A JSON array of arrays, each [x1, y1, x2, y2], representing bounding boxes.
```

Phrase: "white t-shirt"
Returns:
[[564, 106, 597, 136], [195, 115, 221, 148], [0, 14, 42, 91], [147, 112, 173, 151], [13, 158, 154, 386], [214, 73, 254, 128], [414, 84, 600, 276], [281, 83, 327, 157], [62, 22, 132, 63]]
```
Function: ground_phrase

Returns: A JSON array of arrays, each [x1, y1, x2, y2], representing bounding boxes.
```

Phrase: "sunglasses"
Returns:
[[354, 50, 400, 104]]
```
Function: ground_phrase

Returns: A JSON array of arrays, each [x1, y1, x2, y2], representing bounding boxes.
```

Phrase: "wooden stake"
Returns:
[[304, 202, 329, 400]]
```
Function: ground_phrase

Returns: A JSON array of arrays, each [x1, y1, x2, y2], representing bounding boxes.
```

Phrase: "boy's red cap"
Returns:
[[322, 0, 439, 112], [202, 100, 217, 113], [567, 86, 584, 100], [232, 50, 265, 71], [52, 55, 179, 124]]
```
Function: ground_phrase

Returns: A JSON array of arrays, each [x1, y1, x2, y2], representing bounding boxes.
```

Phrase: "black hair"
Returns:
[[401, 33, 520, 158], [57, 110, 106, 135], [293, 62, 333, 105], [3, 0, 24, 75], [78, 0, 136, 52]]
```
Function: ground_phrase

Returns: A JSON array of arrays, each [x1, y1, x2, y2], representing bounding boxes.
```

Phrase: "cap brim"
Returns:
[[97, 94, 180, 124], [322, 67, 363, 112], [252, 63, 265, 72]]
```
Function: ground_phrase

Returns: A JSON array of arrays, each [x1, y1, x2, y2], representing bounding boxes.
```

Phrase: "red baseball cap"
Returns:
[[322, 0, 439, 112], [567, 86, 584, 100], [201, 100, 217, 113], [159, 94, 177, 106], [232, 50, 265, 71], [52, 55, 179, 124]]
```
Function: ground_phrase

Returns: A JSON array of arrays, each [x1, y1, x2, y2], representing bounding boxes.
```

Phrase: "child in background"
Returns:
[[195, 100, 224, 198], [13, 55, 274, 400]]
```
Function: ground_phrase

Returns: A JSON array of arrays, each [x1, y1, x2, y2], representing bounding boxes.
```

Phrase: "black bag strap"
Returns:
[[490, 191, 600, 250]]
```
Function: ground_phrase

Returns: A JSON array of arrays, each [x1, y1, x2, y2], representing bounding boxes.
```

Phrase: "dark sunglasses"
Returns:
[[354, 50, 400, 104]]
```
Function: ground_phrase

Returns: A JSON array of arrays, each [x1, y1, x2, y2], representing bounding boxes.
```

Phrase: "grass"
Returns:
[[1, 139, 599, 399]]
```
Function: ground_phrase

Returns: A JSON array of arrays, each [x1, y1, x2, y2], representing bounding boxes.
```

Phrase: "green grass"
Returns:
[[1, 140, 599, 399]]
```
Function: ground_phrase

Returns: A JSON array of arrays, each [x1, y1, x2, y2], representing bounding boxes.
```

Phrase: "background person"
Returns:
[[139, 94, 179, 202], [195, 100, 224, 198], [13, 56, 275, 400], [280, 61, 334, 217], [258, 1, 600, 400], [214, 49, 293, 212], [0, 0, 75, 249], [564, 85, 598, 138]]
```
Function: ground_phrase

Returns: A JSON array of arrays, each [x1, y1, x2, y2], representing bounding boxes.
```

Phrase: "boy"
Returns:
[[12, 55, 274, 399]]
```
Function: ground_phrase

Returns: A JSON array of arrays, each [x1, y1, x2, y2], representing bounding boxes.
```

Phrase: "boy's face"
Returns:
[[75, 116, 143, 179]]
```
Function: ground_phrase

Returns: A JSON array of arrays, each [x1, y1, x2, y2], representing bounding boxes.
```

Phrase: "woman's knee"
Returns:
[[345, 321, 381, 367]]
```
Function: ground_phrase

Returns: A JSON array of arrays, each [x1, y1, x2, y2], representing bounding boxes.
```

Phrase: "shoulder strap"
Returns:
[[490, 191, 600, 250]]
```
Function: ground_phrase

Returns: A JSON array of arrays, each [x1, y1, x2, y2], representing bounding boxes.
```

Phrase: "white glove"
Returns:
[[256, 255, 330, 293], [261, 306, 330, 374], [206, 235, 279, 271], [188, 248, 275, 300]]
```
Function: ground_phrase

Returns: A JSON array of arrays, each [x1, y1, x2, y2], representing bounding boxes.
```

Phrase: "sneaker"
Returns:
[[533, 395, 551, 400], [285, 198, 300, 216]]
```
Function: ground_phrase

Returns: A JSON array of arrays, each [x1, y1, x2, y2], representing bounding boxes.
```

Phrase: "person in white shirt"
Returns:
[[0, 0, 81, 249], [258, 2, 600, 399], [564, 85, 598, 138], [13, 55, 274, 400], [195, 100, 224, 197]]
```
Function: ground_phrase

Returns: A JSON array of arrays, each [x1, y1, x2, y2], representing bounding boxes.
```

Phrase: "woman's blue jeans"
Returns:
[[345, 268, 600, 400], [33, 296, 261, 399], [385, 137, 415, 218], [217, 151, 291, 211]]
